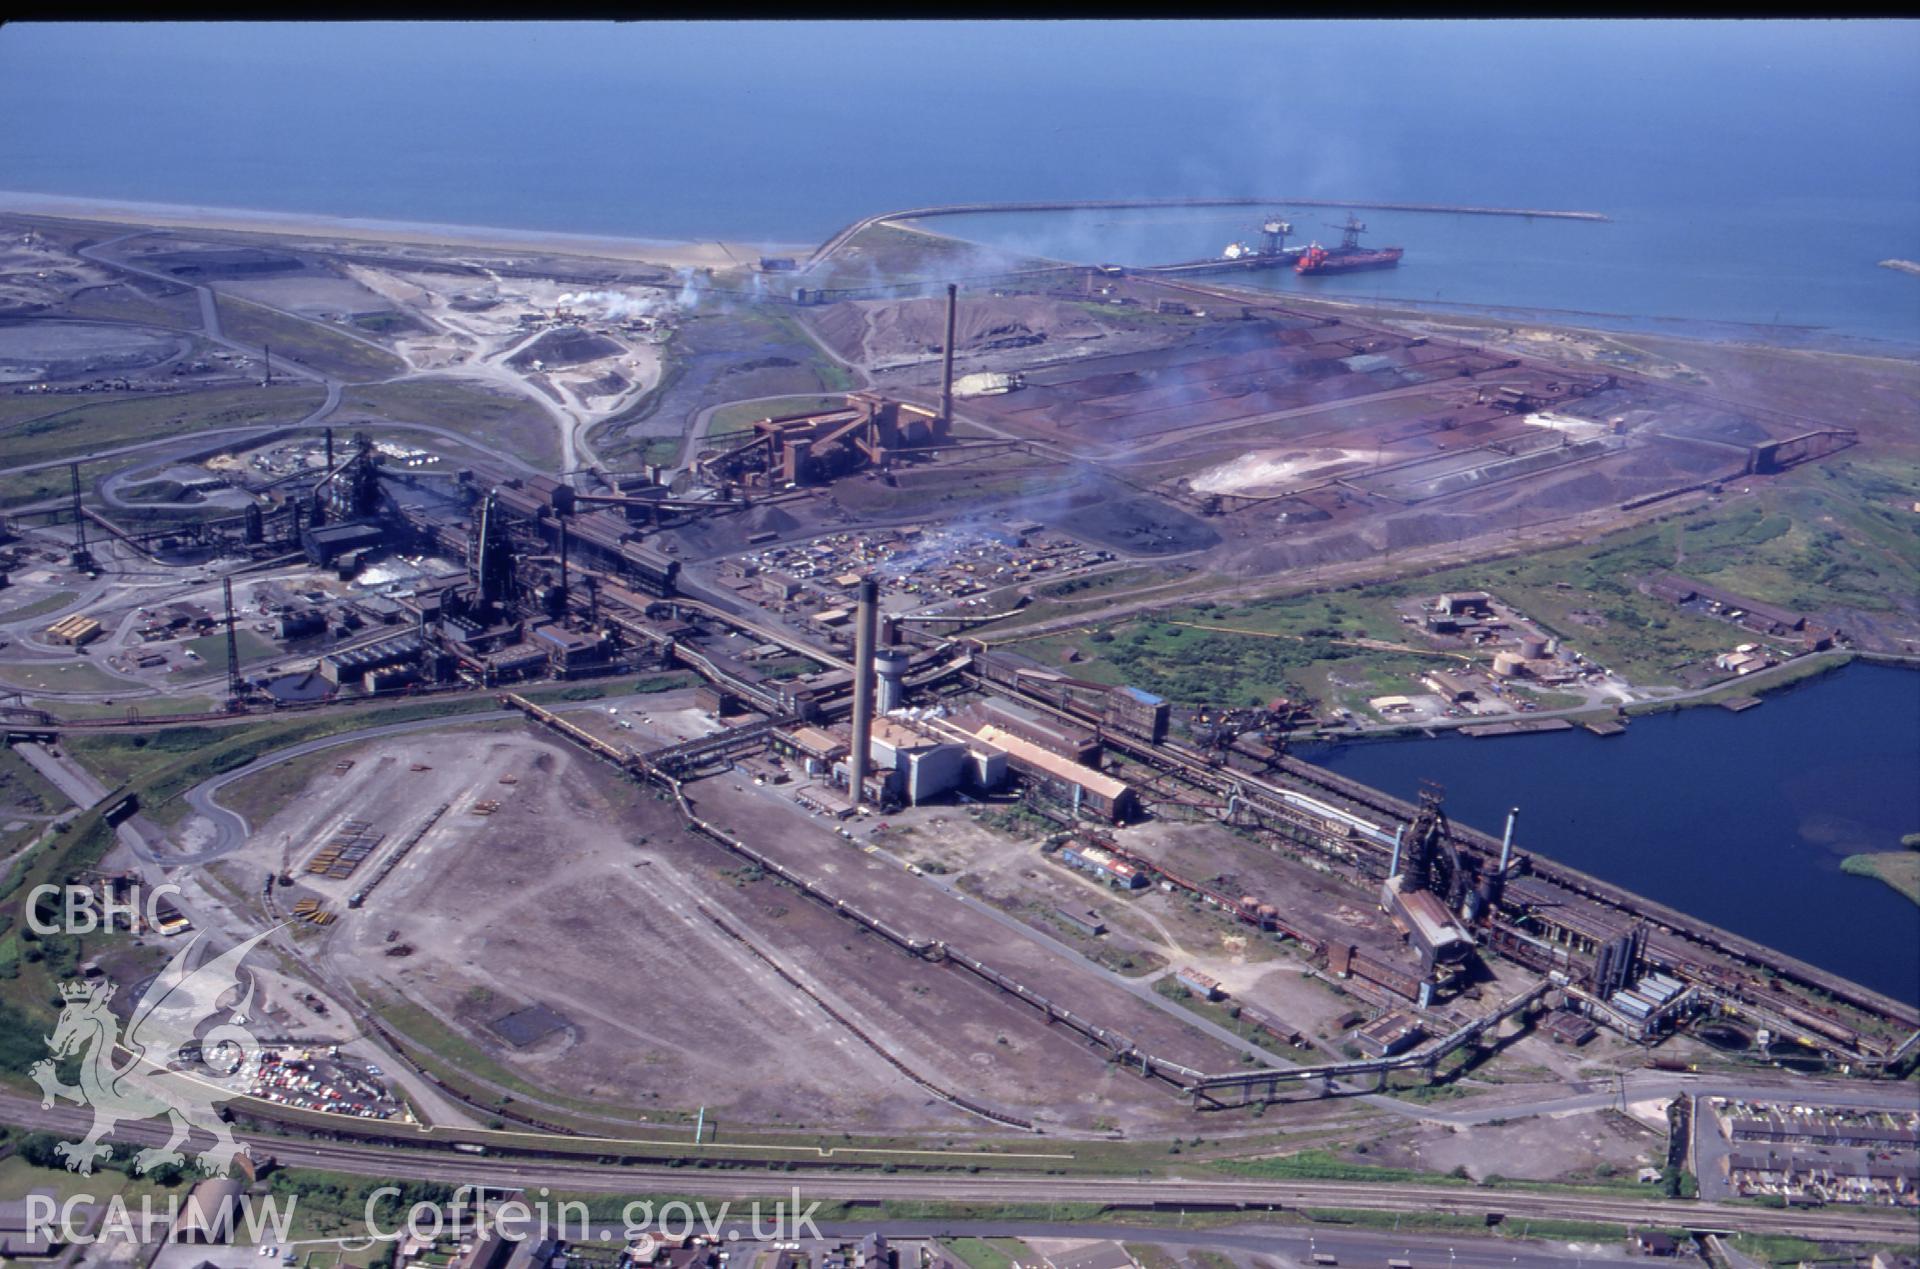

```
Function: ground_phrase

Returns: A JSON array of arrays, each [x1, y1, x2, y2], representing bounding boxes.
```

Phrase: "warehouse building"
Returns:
[[956, 698, 1101, 765], [45, 613, 102, 646], [1056, 842, 1147, 889], [967, 722, 1136, 822], [301, 520, 386, 567], [1353, 1010, 1425, 1057], [320, 633, 424, 686]]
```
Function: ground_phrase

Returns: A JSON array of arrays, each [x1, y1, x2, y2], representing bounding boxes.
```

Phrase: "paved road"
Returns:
[[0, 1091, 1911, 1243], [13, 741, 110, 809], [815, 1223, 1638, 1268]]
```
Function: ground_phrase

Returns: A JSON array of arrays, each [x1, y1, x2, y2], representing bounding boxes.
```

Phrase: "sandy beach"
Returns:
[[0, 189, 810, 270]]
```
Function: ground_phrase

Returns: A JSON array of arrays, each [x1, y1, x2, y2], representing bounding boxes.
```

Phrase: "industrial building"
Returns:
[[867, 718, 969, 806], [697, 391, 951, 489], [1056, 841, 1147, 889], [954, 698, 1102, 765], [1380, 874, 1475, 967], [319, 634, 427, 687], [302, 520, 386, 566], [1104, 685, 1171, 743], [965, 722, 1136, 822], [1353, 1009, 1425, 1057], [1175, 967, 1223, 999], [44, 613, 101, 645]]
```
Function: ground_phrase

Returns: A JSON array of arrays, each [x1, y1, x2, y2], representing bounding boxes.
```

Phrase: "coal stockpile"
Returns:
[[667, 501, 804, 559], [507, 325, 622, 370], [146, 247, 310, 278], [1044, 476, 1220, 555], [579, 369, 629, 398]]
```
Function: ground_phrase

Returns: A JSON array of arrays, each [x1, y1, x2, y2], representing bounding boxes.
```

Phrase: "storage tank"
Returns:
[[1492, 651, 1526, 678], [1519, 635, 1550, 659], [874, 647, 911, 713]]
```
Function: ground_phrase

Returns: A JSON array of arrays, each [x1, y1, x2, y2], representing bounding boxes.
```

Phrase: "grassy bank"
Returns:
[[337, 378, 562, 471], [215, 294, 407, 380], [1840, 851, 1920, 905], [0, 381, 326, 468]]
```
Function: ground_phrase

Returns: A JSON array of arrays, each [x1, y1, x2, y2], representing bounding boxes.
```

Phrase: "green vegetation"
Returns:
[[0, 746, 68, 817], [0, 382, 326, 468], [0, 1137, 192, 1203], [58, 283, 202, 331], [213, 744, 350, 831], [215, 294, 407, 380], [349, 311, 417, 335], [636, 435, 683, 467], [1296, 1205, 1642, 1243], [1123, 1246, 1180, 1269], [0, 660, 129, 695], [1841, 851, 1920, 905], [260, 1168, 455, 1240], [43, 693, 222, 720], [1018, 455, 1920, 699], [1072, 300, 1210, 329], [171, 628, 278, 680], [810, 222, 1056, 288], [1058, 612, 1441, 711], [756, 310, 857, 395], [1218, 1148, 1465, 1186], [1727, 1232, 1831, 1264], [338, 378, 561, 470], [941, 1239, 1032, 1269], [0, 590, 80, 624], [1153, 976, 1307, 1062]]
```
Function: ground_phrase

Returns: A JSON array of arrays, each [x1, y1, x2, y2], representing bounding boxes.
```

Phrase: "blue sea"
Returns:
[[1, 21, 1917, 344]]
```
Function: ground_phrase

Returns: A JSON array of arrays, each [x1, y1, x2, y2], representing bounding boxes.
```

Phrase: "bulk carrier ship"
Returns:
[[1295, 214, 1404, 275]]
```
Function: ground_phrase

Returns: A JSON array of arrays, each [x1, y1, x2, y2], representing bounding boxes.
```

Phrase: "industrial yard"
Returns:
[[1, 196, 1916, 1260]]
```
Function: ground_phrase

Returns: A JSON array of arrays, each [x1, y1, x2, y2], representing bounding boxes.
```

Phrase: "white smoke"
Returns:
[[557, 289, 667, 321], [675, 268, 703, 309]]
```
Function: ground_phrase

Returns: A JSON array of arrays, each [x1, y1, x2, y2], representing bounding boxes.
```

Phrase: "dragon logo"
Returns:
[[30, 928, 277, 1176]]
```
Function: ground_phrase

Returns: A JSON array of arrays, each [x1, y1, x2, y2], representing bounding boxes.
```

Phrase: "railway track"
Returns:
[[1, 1094, 1909, 1243]]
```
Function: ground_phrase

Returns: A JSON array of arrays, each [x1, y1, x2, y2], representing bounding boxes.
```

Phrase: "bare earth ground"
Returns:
[[223, 723, 1245, 1135], [1363, 1105, 1664, 1183]]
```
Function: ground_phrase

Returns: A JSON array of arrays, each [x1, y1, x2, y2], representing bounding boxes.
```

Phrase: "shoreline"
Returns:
[[0, 189, 810, 271], [1301, 651, 1917, 750], [1841, 851, 1920, 907]]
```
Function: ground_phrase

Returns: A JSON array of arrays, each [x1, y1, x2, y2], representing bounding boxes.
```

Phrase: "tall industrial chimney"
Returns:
[[848, 577, 879, 809], [1498, 807, 1519, 874], [1388, 824, 1404, 877], [939, 283, 958, 425]]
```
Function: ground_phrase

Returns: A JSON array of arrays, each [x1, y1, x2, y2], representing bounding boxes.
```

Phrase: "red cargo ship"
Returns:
[[1295, 215, 1404, 275]]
